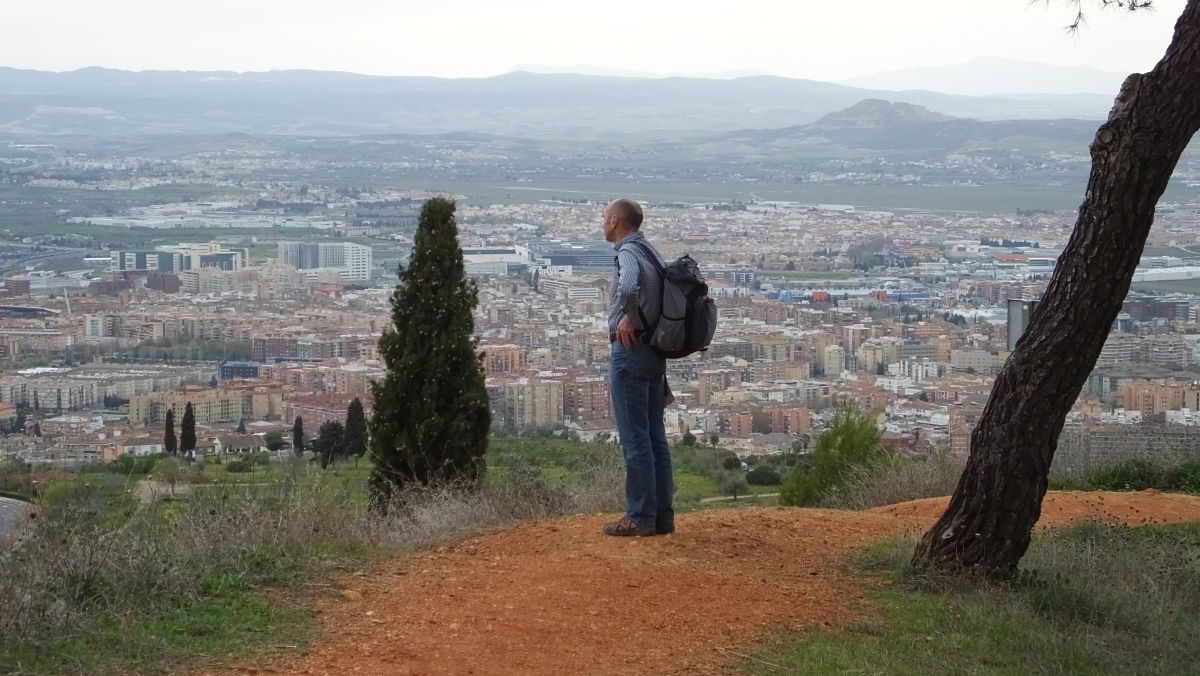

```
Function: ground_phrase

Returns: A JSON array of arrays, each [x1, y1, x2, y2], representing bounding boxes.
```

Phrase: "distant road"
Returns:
[[0, 246, 92, 276], [0, 496, 33, 536]]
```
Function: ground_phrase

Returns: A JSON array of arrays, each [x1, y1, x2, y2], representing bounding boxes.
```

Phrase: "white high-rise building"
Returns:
[[822, 345, 846, 376], [276, 242, 373, 282]]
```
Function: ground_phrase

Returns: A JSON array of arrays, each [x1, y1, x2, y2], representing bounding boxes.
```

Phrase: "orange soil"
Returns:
[[214, 490, 1200, 676], [870, 489, 1200, 528]]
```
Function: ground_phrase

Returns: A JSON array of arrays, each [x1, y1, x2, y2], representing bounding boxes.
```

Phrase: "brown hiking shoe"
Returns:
[[602, 516, 656, 537]]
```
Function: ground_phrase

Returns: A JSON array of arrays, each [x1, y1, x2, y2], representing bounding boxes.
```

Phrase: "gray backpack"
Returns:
[[625, 240, 718, 359]]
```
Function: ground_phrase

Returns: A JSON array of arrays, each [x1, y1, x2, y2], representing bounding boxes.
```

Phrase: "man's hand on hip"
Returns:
[[617, 316, 637, 348]]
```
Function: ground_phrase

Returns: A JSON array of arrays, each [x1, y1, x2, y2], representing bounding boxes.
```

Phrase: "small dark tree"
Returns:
[[751, 409, 773, 434], [164, 408, 177, 456], [292, 416, 304, 457], [180, 402, 196, 456], [914, 0, 1200, 577], [236, 418, 246, 434], [369, 198, 491, 506], [264, 430, 286, 453], [719, 471, 750, 500], [747, 464, 782, 486], [315, 420, 345, 470], [343, 397, 368, 468], [681, 431, 697, 447]]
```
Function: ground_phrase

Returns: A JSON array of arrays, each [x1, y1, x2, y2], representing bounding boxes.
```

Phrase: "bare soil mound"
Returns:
[[218, 490, 1200, 676], [870, 489, 1200, 528]]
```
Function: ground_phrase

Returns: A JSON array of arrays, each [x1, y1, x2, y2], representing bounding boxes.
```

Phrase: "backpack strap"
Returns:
[[617, 239, 663, 337], [625, 239, 666, 276]]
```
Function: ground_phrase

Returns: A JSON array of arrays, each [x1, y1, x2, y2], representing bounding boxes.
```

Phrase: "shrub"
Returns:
[[0, 458, 33, 495], [720, 452, 742, 471], [746, 464, 781, 486], [225, 459, 252, 473], [110, 454, 160, 476], [1085, 459, 1163, 491], [719, 471, 750, 498], [1163, 459, 1200, 493], [781, 406, 888, 507]]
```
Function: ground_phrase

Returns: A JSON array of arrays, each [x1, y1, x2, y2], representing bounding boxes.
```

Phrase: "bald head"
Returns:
[[606, 198, 644, 230]]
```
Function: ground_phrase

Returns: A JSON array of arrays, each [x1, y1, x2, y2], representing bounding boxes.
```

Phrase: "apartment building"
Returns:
[[277, 241, 373, 282], [129, 383, 284, 426], [503, 379, 564, 431]]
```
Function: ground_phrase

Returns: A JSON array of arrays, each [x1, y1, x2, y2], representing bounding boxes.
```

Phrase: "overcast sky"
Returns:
[[0, 0, 1186, 79]]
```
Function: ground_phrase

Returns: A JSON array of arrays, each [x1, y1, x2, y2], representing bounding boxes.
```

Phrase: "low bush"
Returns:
[[746, 464, 781, 486], [781, 406, 888, 507], [109, 454, 161, 476], [1075, 457, 1200, 494], [1164, 459, 1200, 492], [1085, 458, 1162, 491]]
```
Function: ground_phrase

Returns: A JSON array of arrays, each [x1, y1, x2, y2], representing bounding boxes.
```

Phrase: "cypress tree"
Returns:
[[164, 408, 177, 456], [180, 402, 196, 455], [343, 397, 369, 468], [236, 418, 246, 434], [369, 197, 490, 506], [316, 420, 345, 470], [292, 416, 305, 457]]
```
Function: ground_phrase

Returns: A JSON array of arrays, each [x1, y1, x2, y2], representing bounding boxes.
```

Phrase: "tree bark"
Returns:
[[912, 0, 1200, 576]]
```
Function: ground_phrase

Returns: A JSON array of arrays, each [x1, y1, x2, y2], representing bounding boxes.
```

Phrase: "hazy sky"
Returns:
[[0, 0, 1186, 79]]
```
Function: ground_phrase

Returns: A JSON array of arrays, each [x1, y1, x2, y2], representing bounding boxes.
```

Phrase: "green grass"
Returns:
[[740, 523, 1200, 676], [0, 472, 378, 676], [675, 470, 720, 499], [0, 569, 314, 675], [746, 589, 1112, 676], [0, 530, 368, 676]]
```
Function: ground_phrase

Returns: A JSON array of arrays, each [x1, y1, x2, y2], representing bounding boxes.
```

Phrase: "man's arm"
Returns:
[[616, 249, 641, 329]]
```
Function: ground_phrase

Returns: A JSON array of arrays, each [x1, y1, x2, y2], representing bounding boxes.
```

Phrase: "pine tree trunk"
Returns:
[[913, 1, 1200, 576]]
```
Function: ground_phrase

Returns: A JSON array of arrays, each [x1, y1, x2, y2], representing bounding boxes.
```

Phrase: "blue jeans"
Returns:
[[610, 342, 673, 529]]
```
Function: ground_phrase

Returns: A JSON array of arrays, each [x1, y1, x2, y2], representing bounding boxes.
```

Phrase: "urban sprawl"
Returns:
[[1, 151, 1199, 472]]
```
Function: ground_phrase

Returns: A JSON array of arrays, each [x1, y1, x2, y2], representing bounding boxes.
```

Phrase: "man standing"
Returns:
[[602, 198, 674, 537]]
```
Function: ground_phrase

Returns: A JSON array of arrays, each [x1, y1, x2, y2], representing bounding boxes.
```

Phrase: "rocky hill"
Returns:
[[809, 98, 956, 130]]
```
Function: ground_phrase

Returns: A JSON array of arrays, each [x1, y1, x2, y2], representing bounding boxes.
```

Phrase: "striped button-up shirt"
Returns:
[[607, 231, 665, 336]]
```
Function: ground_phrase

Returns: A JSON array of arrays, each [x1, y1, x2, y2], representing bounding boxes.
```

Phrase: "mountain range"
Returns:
[[0, 66, 1115, 139], [841, 57, 1129, 96]]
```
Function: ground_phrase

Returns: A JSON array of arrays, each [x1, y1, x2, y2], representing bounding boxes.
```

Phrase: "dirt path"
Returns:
[[215, 490, 1200, 676]]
